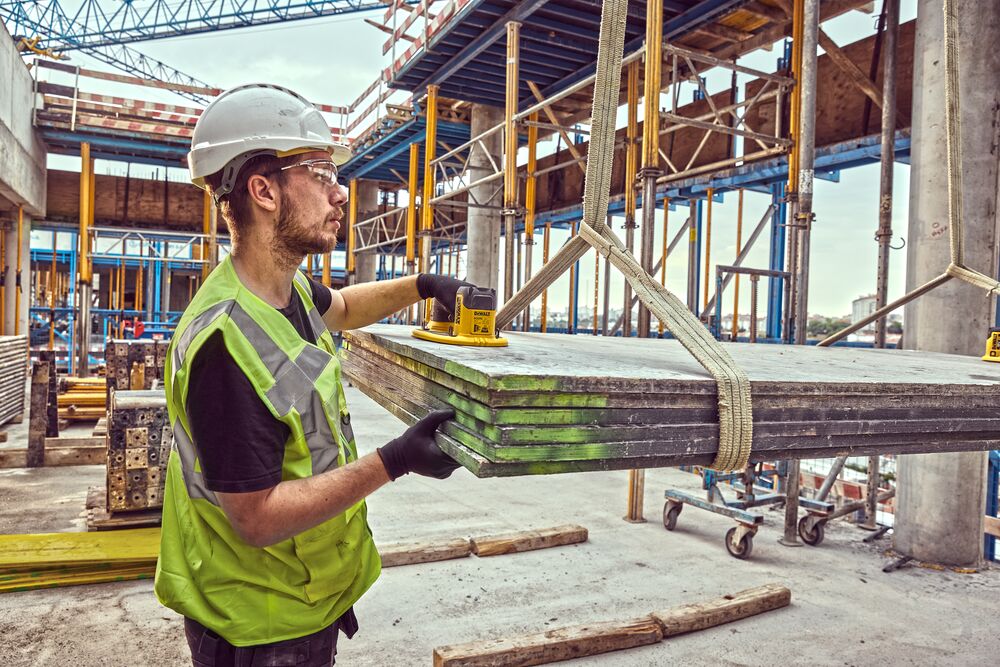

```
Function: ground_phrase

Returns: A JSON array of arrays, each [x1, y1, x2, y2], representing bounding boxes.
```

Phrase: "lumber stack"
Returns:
[[0, 528, 158, 593], [107, 390, 171, 512], [0, 335, 28, 426], [58, 376, 107, 422], [342, 325, 1000, 477]]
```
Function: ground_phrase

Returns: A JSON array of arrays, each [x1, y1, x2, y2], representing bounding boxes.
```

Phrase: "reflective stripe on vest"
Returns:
[[169, 284, 344, 506]]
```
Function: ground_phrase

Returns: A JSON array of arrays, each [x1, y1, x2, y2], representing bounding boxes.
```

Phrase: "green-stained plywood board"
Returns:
[[342, 325, 1000, 477]]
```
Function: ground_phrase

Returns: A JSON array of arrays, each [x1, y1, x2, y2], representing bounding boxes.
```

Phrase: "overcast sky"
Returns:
[[37, 1, 920, 318]]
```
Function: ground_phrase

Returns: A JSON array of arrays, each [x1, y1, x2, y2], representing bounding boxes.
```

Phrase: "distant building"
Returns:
[[851, 295, 877, 333]]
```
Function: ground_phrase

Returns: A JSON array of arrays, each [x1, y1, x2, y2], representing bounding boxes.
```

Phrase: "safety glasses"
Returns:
[[278, 159, 339, 187]]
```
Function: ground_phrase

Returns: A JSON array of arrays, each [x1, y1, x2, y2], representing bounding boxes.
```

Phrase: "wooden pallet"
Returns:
[[86, 485, 162, 531]]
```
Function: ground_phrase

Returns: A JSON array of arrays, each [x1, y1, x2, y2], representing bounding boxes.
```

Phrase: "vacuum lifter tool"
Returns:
[[412, 286, 508, 347]]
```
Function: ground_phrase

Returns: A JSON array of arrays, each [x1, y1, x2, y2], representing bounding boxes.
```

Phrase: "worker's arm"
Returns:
[[215, 410, 458, 547], [321, 274, 470, 332]]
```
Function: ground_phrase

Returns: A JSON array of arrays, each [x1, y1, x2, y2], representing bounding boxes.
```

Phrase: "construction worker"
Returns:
[[154, 83, 470, 666]]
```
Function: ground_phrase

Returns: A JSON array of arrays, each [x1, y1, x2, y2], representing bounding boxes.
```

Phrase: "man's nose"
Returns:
[[331, 182, 348, 206]]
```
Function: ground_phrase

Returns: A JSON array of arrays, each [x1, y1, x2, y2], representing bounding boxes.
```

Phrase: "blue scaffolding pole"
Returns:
[[766, 181, 787, 339], [987, 451, 999, 562], [693, 199, 703, 311], [67, 231, 77, 376]]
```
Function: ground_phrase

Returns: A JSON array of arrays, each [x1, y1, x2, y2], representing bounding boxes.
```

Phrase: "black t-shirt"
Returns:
[[186, 276, 333, 493]]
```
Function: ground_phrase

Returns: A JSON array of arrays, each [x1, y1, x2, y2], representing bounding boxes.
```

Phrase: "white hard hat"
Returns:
[[188, 83, 351, 198]]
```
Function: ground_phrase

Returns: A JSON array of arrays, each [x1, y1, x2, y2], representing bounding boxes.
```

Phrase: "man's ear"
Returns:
[[246, 173, 279, 213]]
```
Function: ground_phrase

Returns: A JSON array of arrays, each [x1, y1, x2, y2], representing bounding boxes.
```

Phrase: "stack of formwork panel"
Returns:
[[106, 390, 171, 512], [0, 335, 28, 426], [342, 325, 1000, 477], [104, 339, 169, 399]]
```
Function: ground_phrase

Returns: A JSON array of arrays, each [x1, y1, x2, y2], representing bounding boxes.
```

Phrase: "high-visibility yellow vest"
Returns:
[[154, 255, 380, 646]]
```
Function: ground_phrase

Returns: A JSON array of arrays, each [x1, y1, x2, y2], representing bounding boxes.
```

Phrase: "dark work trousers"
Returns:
[[184, 617, 341, 667]]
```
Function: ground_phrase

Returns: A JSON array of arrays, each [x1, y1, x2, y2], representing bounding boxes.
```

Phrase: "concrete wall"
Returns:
[[0, 23, 46, 217]]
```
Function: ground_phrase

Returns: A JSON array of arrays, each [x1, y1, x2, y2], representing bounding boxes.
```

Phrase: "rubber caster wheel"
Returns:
[[725, 527, 754, 560], [662, 502, 682, 531], [798, 516, 826, 546]]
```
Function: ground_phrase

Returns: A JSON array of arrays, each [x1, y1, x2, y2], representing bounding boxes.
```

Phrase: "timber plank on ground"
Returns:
[[470, 525, 588, 557], [379, 539, 472, 567], [432, 584, 791, 667], [433, 617, 664, 667], [652, 583, 792, 636]]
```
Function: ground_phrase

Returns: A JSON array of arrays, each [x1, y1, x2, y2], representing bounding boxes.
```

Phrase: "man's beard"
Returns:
[[272, 191, 339, 267]]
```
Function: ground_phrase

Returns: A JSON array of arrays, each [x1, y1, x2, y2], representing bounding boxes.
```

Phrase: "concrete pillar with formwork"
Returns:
[[895, 0, 1000, 566], [355, 180, 380, 283], [3, 212, 31, 338], [465, 103, 504, 291], [0, 22, 47, 340]]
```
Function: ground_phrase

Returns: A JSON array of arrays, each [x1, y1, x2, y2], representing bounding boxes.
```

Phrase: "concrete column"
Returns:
[[355, 181, 380, 284], [896, 0, 1000, 566], [465, 103, 504, 290], [355, 253, 378, 283]]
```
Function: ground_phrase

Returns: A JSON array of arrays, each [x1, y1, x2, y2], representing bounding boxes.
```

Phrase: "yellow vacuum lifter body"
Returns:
[[983, 328, 1000, 362], [412, 286, 508, 347]]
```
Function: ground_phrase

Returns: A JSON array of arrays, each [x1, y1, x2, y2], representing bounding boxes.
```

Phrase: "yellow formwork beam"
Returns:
[[625, 61, 639, 221], [347, 179, 358, 275], [525, 112, 538, 238], [15, 206, 23, 335], [0, 527, 160, 569], [406, 142, 419, 265], [641, 0, 663, 171], [503, 21, 521, 210]]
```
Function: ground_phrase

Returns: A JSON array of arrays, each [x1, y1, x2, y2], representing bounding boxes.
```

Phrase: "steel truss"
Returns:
[[1, 0, 398, 52]]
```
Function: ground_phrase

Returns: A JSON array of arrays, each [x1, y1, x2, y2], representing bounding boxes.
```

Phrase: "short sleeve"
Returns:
[[308, 277, 333, 316], [185, 330, 288, 493]]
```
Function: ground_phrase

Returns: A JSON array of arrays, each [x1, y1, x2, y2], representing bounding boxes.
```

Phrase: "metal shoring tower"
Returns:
[[502, 21, 521, 311], [779, 0, 818, 548], [626, 0, 663, 524]]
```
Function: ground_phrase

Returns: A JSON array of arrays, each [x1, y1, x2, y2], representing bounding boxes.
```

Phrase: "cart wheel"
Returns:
[[798, 516, 825, 546], [725, 527, 754, 560], [662, 502, 682, 531]]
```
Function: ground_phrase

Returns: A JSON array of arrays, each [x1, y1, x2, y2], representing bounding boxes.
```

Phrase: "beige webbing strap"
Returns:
[[943, 0, 1000, 296], [501, 0, 754, 469], [578, 224, 753, 470]]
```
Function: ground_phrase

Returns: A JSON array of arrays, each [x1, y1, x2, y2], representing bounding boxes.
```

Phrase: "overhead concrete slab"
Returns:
[[0, 22, 47, 217]]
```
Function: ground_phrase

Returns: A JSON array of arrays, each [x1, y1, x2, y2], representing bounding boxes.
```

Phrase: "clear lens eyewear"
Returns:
[[278, 159, 339, 187]]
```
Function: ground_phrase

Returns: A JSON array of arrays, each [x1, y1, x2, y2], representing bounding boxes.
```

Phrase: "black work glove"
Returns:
[[416, 274, 474, 318], [377, 409, 460, 481]]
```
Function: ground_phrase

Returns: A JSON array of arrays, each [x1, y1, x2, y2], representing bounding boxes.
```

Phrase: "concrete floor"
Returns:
[[1, 386, 998, 666]]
